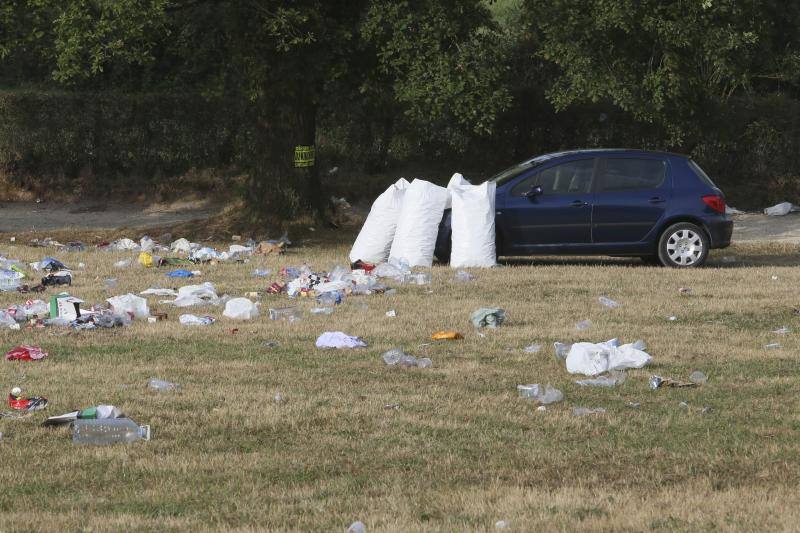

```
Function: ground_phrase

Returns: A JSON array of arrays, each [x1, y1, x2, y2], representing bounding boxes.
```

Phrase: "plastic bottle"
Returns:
[[72, 418, 151, 445], [148, 378, 180, 391], [517, 384, 563, 404], [268, 307, 302, 321], [553, 342, 571, 360], [598, 296, 620, 308], [575, 319, 592, 330], [0, 270, 23, 292]]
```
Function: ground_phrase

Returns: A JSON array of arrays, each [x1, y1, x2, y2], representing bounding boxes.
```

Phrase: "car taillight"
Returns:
[[702, 195, 725, 214]]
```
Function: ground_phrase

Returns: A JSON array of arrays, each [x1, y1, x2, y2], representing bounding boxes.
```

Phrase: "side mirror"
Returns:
[[524, 185, 543, 199]]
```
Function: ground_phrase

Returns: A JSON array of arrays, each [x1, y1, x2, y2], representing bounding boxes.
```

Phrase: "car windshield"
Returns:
[[489, 153, 565, 186]]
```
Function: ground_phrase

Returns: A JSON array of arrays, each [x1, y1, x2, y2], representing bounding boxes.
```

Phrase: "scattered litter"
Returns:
[[454, 270, 476, 282], [311, 307, 335, 315], [517, 384, 563, 404], [160, 282, 220, 307], [431, 331, 464, 340], [347, 521, 367, 533], [5, 345, 48, 361], [262, 340, 279, 349], [668, 316, 678, 321], [626, 402, 641, 409], [382, 348, 432, 368], [536, 405, 546, 412], [575, 371, 626, 388], [764, 343, 782, 349], [725, 205, 744, 215], [73, 417, 150, 445], [575, 319, 592, 330], [114, 259, 132, 268], [523, 343, 542, 354], [315, 332, 367, 349], [573, 407, 606, 416], [166, 269, 194, 278], [179, 314, 215, 326], [678, 287, 692, 295], [764, 201, 799, 216], [384, 403, 400, 410], [495, 520, 510, 529], [148, 378, 179, 391], [252, 269, 271, 277], [771, 275, 779, 281], [107, 293, 150, 320], [553, 342, 571, 360], [269, 307, 302, 322], [43, 404, 122, 426], [689, 371, 707, 384], [470, 307, 506, 328], [566, 339, 651, 376], [771, 326, 790, 334], [273, 392, 283, 403], [598, 296, 620, 308], [701, 405, 712, 414], [649, 375, 696, 389], [140, 287, 177, 297], [679, 401, 689, 409], [223, 298, 259, 320], [385, 309, 397, 318], [8, 387, 48, 411]]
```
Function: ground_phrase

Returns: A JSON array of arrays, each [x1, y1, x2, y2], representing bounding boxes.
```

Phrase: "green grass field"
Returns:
[[1, 234, 799, 531]]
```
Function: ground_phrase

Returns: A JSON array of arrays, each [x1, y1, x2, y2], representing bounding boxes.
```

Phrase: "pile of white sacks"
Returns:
[[349, 174, 496, 268]]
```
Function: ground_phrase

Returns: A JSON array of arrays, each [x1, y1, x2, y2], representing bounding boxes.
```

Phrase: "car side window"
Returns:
[[511, 159, 595, 197], [599, 158, 667, 192]]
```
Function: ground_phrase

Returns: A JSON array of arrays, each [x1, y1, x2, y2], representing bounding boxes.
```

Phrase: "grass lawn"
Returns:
[[0, 233, 799, 531]]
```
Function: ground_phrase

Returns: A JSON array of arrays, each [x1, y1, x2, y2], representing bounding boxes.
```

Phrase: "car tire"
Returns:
[[657, 222, 709, 268]]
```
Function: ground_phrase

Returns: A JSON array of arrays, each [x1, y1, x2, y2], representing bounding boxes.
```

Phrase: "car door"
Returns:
[[501, 158, 596, 249], [591, 157, 672, 243]]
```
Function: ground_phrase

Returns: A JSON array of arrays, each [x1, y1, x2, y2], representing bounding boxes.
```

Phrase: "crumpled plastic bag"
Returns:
[[160, 282, 220, 307], [764, 202, 799, 216], [179, 314, 215, 326], [109, 238, 139, 251], [170, 238, 194, 254], [223, 298, 259, 320], [107, 293, 150, 320], [470, 307, 506, 328], [566, 339, 652, 376], [315, 332, 367, 349], [5, 344, 48, 361]]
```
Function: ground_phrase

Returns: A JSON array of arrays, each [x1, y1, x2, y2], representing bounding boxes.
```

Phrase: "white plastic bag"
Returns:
[[107, 294, 150, 320], [448, 173, 497, 268], [764, 202, 799, 216], [389, 179, 450, 267], [223, 298, 259, 320], [566, 339, 651, 376], [349, 178, 410, 263], [160, 282, 220, 307]]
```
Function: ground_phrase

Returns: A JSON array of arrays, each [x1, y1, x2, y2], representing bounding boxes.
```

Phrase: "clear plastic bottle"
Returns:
[[73, 418, 150, 445], [268, 307, 302, 321], [148, 378, 180, 391]]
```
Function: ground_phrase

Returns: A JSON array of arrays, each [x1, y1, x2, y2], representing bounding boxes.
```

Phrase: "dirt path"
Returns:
[[1, 200, 798, 243], [0, 199, 221, 233]]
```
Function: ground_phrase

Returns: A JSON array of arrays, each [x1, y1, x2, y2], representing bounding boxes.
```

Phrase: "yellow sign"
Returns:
[[294, 145, 315, 168]]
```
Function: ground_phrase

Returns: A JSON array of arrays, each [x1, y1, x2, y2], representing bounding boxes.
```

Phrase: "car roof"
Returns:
[[521, 148, 689, 165]]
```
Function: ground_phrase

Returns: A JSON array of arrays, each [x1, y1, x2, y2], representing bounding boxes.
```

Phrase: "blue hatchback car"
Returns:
[[436, 149, 733, 267]]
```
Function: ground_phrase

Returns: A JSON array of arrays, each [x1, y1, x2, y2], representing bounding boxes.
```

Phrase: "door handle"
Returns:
[[649, 197, 665, 204], [570, 200, 588, 207]]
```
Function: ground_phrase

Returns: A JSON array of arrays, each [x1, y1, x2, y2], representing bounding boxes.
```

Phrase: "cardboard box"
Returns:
[[49, 293, 84, 320]]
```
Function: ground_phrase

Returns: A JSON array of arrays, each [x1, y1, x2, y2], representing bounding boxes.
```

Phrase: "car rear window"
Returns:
[[688, 160, 718, 189], [599, 158, 666, 192]]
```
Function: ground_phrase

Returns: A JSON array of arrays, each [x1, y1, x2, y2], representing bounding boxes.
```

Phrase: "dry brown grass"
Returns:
[[0, 235, 799, 531]]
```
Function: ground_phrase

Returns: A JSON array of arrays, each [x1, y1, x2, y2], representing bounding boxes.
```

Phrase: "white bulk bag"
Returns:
[[349, 178, 410, 263], [389, 179, 449, 267], [448, 173, 497, 268]]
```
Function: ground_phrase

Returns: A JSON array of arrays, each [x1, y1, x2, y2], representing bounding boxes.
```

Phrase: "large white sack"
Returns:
[[349, 178, 410, 263], [448, 173, 497, 268], [389, 179, 449, 267], [566, 340, 652, 376]]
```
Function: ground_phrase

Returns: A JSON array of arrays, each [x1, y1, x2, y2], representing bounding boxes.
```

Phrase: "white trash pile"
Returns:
[[349, 173, 496, 268]]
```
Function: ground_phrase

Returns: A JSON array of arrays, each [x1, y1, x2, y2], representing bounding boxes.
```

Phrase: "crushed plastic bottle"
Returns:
[[575, 319, 592, 330], [0, 270, 23, 292], [454, 270, 476, 282], [771, 326, 791, 334], [385, 309, 397, 318], [554, 342, 571, 360], [148, 378, 180, 391], [382, 349, 405, 365], [575, 371, 626, 388], [269, 307, 302, 321], [523, 343, 542, 354], [688, 371, 707, 384], [598, 296, 620, 308], [517, 384, 563, 404], [317, 291, 343, 306], [114, 259, 132, 268], [573, 407, 606, 416], [495, 520, 510, 529], [764, 343, 781, 349], [310, 307, 335, 315], [251, 269, 271, 277], [73, 418, 150, 445], [406, 272, 431, 285]]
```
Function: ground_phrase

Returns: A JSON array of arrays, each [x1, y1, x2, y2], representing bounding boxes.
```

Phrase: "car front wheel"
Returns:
[[657, 222, 709, 268]]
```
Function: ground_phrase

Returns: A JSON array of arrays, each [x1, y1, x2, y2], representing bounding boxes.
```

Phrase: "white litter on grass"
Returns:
[[140, 288, 178, 297], [523, 343, 542, 354], [725, 205, 745, 215], [764, 202, 800, 216], [315, 332, 367, 349], [159, 282, 221, 307], [566, 339, 652, 376], [598, 296, 620, 308], [771, 326, 790, 334]]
